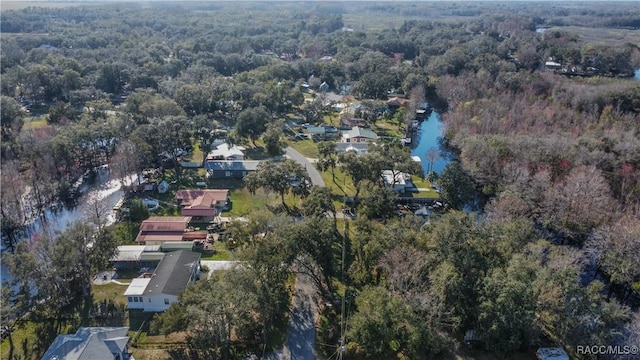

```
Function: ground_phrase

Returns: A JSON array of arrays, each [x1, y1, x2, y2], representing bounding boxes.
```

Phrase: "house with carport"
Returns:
[[124, 250, 201, 312]]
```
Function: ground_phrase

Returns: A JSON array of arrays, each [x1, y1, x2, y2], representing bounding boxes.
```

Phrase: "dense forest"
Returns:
[[1, 1, 639, 360]]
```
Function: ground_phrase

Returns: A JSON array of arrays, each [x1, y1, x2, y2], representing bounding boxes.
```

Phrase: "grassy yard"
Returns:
[[92, 282, 129, 307], [410, 176, 440, 199], [200, 241, 236, 261], [186, 137, 204, 165], [319, 167, 357, 198], [0, 322, 39, 360], [373, 119, 404, 138], [223, 187, 268, 217], [288, 139, 319, 158]]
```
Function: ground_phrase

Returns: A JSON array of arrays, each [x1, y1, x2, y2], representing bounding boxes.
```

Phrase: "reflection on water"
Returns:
[[1, 167, 135, 284], [410, 110, 451, 175]]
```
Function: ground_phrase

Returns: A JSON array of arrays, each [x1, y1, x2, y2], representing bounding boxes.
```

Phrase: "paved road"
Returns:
[[271, 148, 326, 360], [285, 147, 325, 187], [282, 273, 317, 360]]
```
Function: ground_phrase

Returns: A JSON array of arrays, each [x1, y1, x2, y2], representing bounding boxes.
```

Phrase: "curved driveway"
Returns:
[[285, 147, 325, 187]]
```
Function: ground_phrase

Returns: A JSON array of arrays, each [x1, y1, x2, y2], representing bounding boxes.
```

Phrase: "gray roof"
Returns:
[[40, 327, 129, 360], [145, 250, 201, 296], [205, 160, 260, 172], [342, 126, 378, 140]]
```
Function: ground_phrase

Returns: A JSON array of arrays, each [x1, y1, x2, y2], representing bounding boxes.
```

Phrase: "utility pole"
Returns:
[[338, 219, 349, 360]]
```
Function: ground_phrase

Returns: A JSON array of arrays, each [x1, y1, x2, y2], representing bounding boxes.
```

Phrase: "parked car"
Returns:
[[342, 208, 356, 219]]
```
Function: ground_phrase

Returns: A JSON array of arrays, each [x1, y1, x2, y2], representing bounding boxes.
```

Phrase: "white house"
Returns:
[[335, 142, 369, 155], [207, 143, 246, 161], [124, 250, 201, 312], [382, 170, 415, 193]]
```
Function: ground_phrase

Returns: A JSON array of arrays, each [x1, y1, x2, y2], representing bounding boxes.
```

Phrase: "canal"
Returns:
[[410, 109, 451, 175], [1, 168, 133, 285]]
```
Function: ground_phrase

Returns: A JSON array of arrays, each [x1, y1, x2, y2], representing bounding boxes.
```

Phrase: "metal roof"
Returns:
[[145, 250, 201, 296], [205, 160, 261, 171], [124, 278, 151, 296], [40, 327, 129, 360]]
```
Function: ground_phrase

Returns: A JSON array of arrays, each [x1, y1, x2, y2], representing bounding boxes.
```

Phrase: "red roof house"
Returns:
[[175, 189, 229, 217], [135, 216, 191, 245]]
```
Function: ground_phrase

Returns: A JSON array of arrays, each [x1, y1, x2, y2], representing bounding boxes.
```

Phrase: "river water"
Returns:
[[0, 168, 132, 285], [410, 110, 450, 175]]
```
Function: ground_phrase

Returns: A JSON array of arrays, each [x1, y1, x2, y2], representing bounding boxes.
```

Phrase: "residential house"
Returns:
[[382, 170, 415, 193], [335, 142, 370, 155], [207, 143, 246, 161], [40, 327, 130, 360], [386, 96, 407, 109], [307, 125, 338, 140], [175, 189, 229, 218], [124, 250, 201, 312], [110, 245, 164, 269], [135, 216, 191, 245], [545, 61, 562, 70], [205, 160, 260, 179], [319, 81, 329, 93], [341, 126, 379, 143]]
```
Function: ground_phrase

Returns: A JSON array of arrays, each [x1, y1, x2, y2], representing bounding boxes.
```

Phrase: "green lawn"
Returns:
[[410, 176, 440, 199], [0, 321, 39, 360], [200, 241, 235, 261], [92, 282, 129, 307], [223, 187, 268, 217], [373, 119, 404, 138], [186, 137, 204, 165], [288, 139, 319, 158], [319, 168, 357, 198]]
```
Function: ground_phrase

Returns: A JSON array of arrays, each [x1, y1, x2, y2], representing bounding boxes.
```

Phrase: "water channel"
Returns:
[[0, 168, 132, 285], [410, 110, 451, 176]]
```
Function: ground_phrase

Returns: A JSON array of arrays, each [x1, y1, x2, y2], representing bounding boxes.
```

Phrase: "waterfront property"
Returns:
[[175, 189, 229, 218], [40, 327, 130, 360], [341, 126, 379, 143], [109, 245, 165, 269], [382, 170, 415, 193], [135, 216, 191, 245], [124, 250, 201, 312]]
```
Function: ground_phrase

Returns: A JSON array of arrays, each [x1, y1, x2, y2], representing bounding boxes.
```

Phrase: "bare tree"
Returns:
[[425, 147, 440, 174], [586, 215, 640, 303], [84, 196, 111, 231], [111, 139, 140, 186], [541, 166, 615, 243]]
